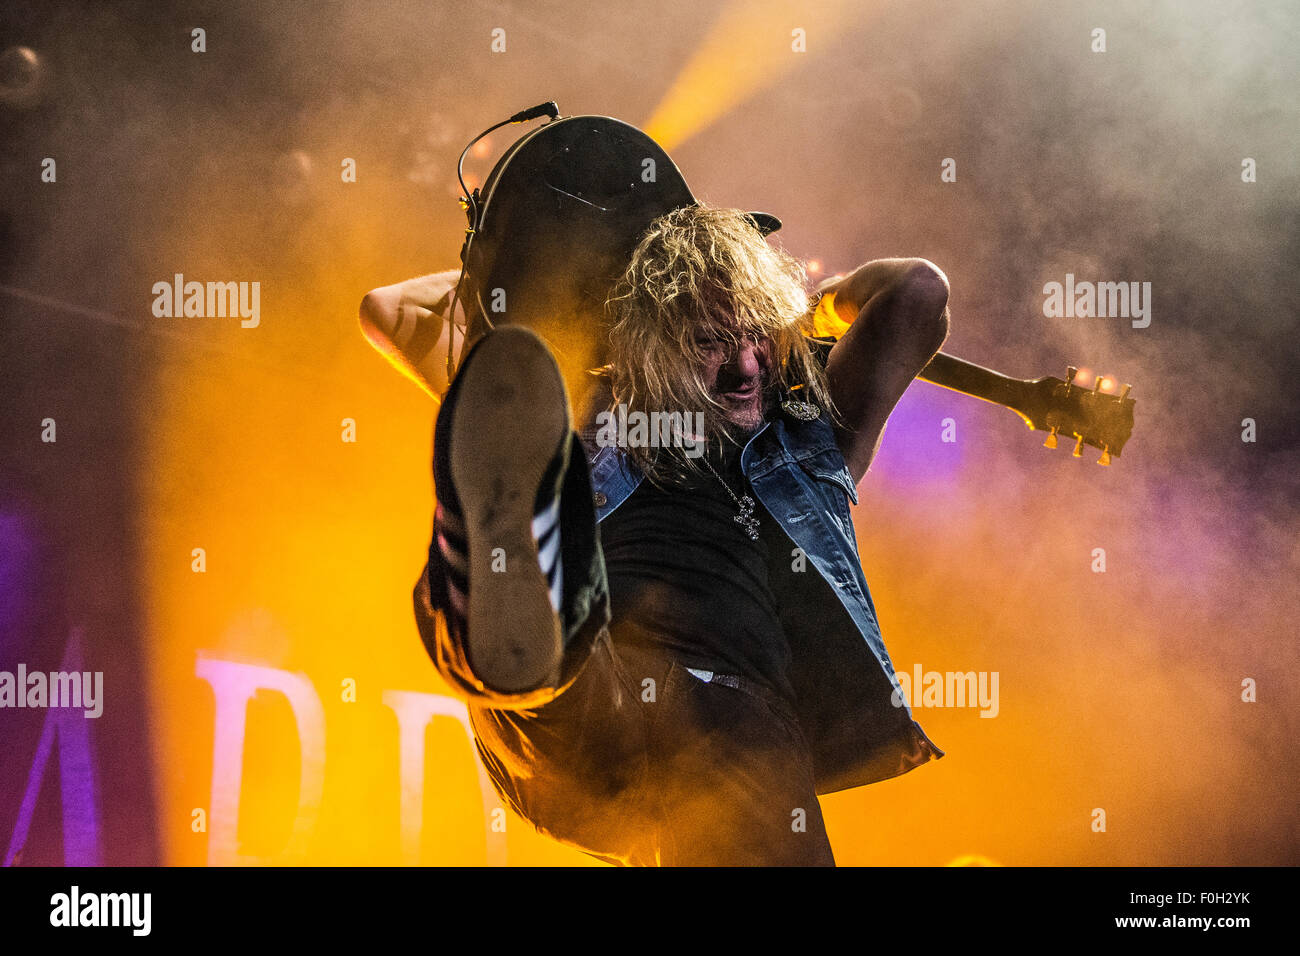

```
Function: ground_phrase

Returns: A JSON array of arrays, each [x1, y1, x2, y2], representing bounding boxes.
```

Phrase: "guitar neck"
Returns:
[[917, 351, 1033, 414], [914, 351, 1137, 460]]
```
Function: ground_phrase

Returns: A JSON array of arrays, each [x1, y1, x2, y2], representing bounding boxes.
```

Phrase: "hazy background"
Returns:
[[1, 0, 1296, 865]]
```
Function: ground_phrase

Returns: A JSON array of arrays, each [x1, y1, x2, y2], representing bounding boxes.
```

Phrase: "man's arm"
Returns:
[[359, 270, 467, 398], [819, 258, 951, 483]]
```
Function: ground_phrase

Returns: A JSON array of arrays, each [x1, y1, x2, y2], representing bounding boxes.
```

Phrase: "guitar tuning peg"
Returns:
[[1119, 383, 1132, 399], [1092, 377, 1104, 393], [1072, 435, 1085, 458], [1066, 366, 1078, 386], [1043, 426, 1059, 449], [1098, 446, 1112, 466]]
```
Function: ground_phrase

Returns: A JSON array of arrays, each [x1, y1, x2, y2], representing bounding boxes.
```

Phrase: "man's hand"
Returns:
[[359, 270, 469, 398], [823, 258, 951, 483]]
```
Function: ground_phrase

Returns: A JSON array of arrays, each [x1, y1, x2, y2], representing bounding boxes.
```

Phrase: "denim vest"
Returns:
[[585, 397, 945, 795]]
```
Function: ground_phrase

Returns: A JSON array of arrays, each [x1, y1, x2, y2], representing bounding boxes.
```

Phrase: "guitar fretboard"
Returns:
[[918, 352, 1030, 411]]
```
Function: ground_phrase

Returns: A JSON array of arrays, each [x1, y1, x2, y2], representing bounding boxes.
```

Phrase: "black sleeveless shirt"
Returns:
[[599, 437, 798, 702]]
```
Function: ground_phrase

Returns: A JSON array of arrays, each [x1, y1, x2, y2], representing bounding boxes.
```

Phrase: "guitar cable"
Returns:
[[445, 101, 562, 389]]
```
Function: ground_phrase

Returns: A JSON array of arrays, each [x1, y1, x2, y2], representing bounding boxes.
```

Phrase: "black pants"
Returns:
[[467, 629, 835, 866]]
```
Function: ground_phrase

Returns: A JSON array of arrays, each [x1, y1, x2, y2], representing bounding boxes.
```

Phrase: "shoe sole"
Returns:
[[448, 326, 570, 694]]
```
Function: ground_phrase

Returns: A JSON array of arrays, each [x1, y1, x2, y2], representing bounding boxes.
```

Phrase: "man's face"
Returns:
[[693, 325, 774, 432]]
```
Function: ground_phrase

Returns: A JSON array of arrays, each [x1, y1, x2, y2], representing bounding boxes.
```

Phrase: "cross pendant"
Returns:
[[734, 494, 760, 540]]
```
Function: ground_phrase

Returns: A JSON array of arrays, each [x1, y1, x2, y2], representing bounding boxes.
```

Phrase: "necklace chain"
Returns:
[[699, 455, 761, 541]]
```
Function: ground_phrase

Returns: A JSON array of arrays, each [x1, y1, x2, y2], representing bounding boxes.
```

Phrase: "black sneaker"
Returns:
[[431, 326, 572, 695]]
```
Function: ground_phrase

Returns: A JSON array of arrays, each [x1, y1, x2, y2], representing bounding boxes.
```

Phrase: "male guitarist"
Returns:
[[362, 200, 950, 866]]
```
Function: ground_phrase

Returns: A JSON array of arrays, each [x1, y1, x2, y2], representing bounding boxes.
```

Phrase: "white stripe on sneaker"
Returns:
[[549, 560, 563, 615], [447, 577, 468, 618], [437, 503, 466, 539], [530, 496, 560, 542], [531, 497, 563, 613], [536, 525, 560, 575], [437, 529, 468, 577]]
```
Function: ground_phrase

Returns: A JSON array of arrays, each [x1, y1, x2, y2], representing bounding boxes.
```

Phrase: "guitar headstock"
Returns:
[[1015, 366, 1136, 465]]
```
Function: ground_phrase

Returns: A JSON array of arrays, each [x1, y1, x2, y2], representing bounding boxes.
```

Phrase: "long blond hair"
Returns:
[[603, 203, 834, 485]]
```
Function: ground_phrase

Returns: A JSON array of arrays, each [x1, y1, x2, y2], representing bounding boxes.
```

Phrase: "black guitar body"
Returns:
[[460, 115, 696, 410]]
